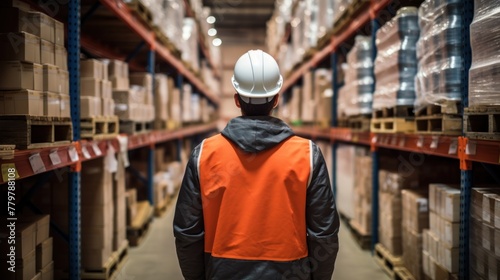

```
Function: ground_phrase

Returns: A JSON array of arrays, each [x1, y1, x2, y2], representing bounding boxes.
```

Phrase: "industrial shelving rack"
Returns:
[[283, 1, 490, 279], [0, 0, 219, 278]]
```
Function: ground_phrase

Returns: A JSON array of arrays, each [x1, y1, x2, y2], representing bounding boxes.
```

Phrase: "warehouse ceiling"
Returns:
[[202, 0, 275, 45]]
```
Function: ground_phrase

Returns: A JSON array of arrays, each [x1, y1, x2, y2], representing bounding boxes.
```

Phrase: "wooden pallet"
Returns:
[[348, 220, 372, 250], [393, 266, 416, 280], [81, 116, 119, 139], [0, 115, 72, 149], [0, 145, 15, 160], [415, 101, 461, 117], [464, 106, 500, 141], [154, 118, 168, 130], [127, 201, 154, 246], [80, 240, 129, 280], [371, 118, 416, 133], [120, 120, 153, 135], [374, 243, 403, 278], [125, 0, 153, 27], [348, 115, 371, 132], [373, 105, 414, 119], [415, 115, 462, 135]]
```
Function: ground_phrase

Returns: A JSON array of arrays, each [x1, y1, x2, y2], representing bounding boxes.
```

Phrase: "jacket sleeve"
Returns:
[[306, 142, 340, 280], [173, 144, 205, 280]]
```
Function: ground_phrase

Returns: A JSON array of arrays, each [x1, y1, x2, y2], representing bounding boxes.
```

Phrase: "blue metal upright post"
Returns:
[[330, 52, 339, 197], [147, 49, 155, 206], [370, 18, 380, 253], [68, 0, 81, 278], [459, 0, 474, 278]]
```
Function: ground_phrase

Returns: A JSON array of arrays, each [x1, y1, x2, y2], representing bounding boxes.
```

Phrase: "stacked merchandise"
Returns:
[[314, 69, 333, 127], [126, 188, 138, 227], [181, 18, 200, 73], [401, 189, 429, 279], [113, 154, 128, 251], [0, 214, 53, 280], [266, 0, 293, 58], [469, 0, 500, 106], [80, 59, 115, 119], [154, 74, 170, 129], [291, 1, 307, 62], [0, 4, 70, 119], [378, 170, 419, 256], [338, 36, 374, 118], [415, 0, 463, 109], [169, 82, 182, 129], [301, 71, 315, 122], [317, 0, 335, 40], [422, 184, 461, 279], [129, 72, 155, 122], [470, 188, 500, 279], [278, 85, 302, 124], [335, 144, 357, 220], [351, 149, 372, 234], [181, 84, 204, 124], [333, 0, 352, 23], [372, 7, 419, 111]]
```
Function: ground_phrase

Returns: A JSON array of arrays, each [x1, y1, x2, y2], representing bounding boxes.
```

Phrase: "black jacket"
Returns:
[[174, 116, 340, 280]]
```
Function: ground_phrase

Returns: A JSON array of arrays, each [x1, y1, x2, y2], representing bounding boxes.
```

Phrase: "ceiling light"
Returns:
[[212, 38, 222, 47], [208, 28, 217, 36], [207, 16, 216, 24]]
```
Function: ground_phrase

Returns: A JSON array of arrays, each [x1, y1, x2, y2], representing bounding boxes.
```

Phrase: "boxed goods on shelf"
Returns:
[[301, 71, 315, 122], [40, 39, 54, 65], [373, 7, 419, 110], [42, 64, 58, 93], [36, 237, 53, 271], [0, 61, 43, 91], [336, 144, 357, 220], [0, 90, 44, 116], [351, 148, 372, 234], [402, 189, 429, 279], [154, 74, 169, 122], [314, 69, 333, 127], [423, 184, 460, 279], [181, 17, 200, 73], [469, 1, 500, 106], [0, 32, 41, 63], [43, 91, 60, 117], [415, 0, 463, 109], [338, 36, 374, 117], [470, 187, 500, 279], [378, 170, 419, 256]]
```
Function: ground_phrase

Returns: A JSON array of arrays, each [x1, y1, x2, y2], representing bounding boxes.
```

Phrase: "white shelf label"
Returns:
[[117, 136, 130, 168], [105, 144, 118, 173], [430, 136, 439, 149], [29, 153, 46, 174], [92, 142, 102, 156], [49, 149, 61, 166], [81, 145, 91, 159], [417, 136, 424, 148], [68, 146, 79, 162], [399, 137, 406, 147], [448, 139, 458, 155], [466, 141, 477, 155], [371, 136, 378, 144]]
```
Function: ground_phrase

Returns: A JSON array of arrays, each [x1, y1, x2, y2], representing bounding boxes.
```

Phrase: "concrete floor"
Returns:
[[120, 196, 389, 280]]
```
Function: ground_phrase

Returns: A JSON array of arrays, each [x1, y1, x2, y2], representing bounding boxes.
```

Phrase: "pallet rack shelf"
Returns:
[[285, 1, 486, 279]]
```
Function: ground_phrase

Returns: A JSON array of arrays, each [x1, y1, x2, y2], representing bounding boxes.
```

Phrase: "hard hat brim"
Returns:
[[231, 75, 283, 98]]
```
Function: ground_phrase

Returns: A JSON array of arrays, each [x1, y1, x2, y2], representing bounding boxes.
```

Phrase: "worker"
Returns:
[[173, 49, 339, 280]]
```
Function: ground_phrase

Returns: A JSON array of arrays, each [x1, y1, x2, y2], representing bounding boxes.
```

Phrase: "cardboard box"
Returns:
[[32, 272, 42, 280], [43, 92, 60, 117], [28, 12, 54, 43], [0, 32, 40, 63], [81, 59, 103, 79], [33, 63, 43, 91], [102, 59, 128, 78], [81, 204, 113, 227], [483, 193, 500, 226], [36, 237, 52, 270], [0, 222, 36, 258], [110, 76, 129, 90], [17, 249, 37, 280], [0, 1, 30, 11], [443, 219, 460, 248], [442, 244, 459, 273], [81, 225, 113, 251], [482, 223, 495, 251], [54, 19, 64, 46], [442, 188, 461, 222], [0, 8, 36, 35], [58, 68, 69, 95], [81, 248, 112, 270], [54, 44, 67, 70], [42, 64, 58, 92], [0, 90, 43, 116], [59, 94, 70, 118], [22, 215, 49, 246], [40, 261, 53, 280], [101, 80, 112, 99], [0, 61, 41, 90], [80, 96, 101, 118], [402, 189, 429, 233], [40, 39, 54, 65], [101, 98, 114, 117], [496, 197, 500, 229], [80, 77, 101, 97]]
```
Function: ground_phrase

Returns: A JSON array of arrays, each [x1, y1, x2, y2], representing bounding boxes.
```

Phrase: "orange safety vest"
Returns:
[[198, 134, 312, 262]]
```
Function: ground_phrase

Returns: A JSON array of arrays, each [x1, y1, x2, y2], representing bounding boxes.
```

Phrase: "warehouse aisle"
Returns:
[[121, 196, 388, 280]]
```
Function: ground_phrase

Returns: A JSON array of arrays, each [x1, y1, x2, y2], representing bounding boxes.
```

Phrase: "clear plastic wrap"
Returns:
[[317, 0, 335, 38], [373, 7, 419, 110], [340, 36, 373, 116], [291, 1, 307, 59], [469, 2, 500, 106], [414, 0, 463, 109], [181, 17, 200, 72], [333, 0, 352, 23]]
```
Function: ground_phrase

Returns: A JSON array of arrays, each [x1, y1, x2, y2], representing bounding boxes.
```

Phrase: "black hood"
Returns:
[[220, 116, 295, 153]]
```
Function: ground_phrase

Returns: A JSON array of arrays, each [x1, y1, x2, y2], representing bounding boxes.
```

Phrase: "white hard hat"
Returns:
[[232, 49, 283, 104]]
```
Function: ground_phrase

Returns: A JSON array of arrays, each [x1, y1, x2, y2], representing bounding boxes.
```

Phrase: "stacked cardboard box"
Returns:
[[169, 83, 182, 129], [378, 170, 419, 256], [351, 149, 372, 234], [80, 158, 114, 270], [129, 72, 155, 122], [422, 184, 461, 279], [113, 153, 127, 251], [154, 74, 170, 127], [112, 71, 154, 123], [0, 4, 69, 118], [402, 189, 429, 279], [470, 187, 500, 279], [300, 71, 315, 122], [80, 59, 115, 119], [126, 188, 138, 226], [314, 69, 332, 127]]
